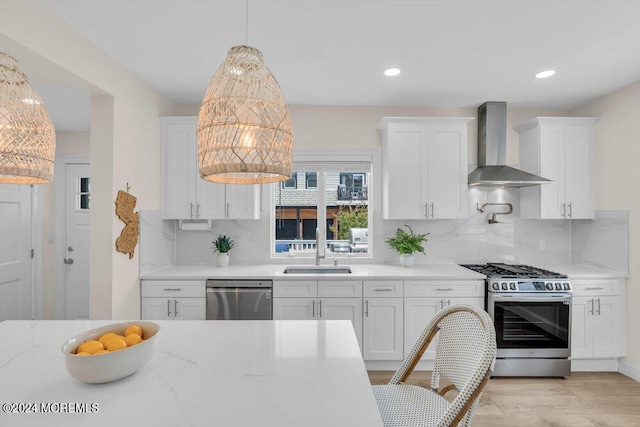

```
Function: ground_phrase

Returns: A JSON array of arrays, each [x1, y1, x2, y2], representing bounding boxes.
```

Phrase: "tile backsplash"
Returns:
[[140, 189, 627, 271]]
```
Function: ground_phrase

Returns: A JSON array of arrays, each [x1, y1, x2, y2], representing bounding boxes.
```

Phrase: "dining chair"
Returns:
[[372, 304, 496, 427]]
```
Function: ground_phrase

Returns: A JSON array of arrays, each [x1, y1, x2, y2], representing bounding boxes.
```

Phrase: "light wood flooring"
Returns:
[[368, 371, 640, 426]]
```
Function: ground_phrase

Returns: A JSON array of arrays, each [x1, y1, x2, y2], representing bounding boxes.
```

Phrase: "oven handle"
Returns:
[[491, 294, 572, 303]]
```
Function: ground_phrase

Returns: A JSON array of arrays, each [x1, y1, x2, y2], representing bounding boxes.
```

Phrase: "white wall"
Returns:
[[571, 81, 640, 370], [0, 0, 173, 319]]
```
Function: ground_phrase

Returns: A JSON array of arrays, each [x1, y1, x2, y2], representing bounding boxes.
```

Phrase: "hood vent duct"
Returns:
[[468, 101, 551, 188]]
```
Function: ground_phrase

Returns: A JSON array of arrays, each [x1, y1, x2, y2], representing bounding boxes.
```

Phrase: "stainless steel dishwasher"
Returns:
[[206, 280, 272, 320]]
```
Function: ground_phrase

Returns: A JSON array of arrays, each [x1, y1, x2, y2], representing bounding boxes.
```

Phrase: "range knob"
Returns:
[[501, 282, 508, 290], [546, 282, 554, 290], [509, 282, 517, 290], [563, 283, 571, 290], [555, 283, 562, 290], [492, 282, 500, 290]]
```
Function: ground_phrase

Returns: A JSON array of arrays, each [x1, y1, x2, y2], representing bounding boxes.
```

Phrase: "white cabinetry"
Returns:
[[517, 117, 598, 219], [362, 281, 404, 360], [273, 280, 363, 349], [378, 117, 472, 219], [571, 279, 624, 360], [161, 117, 260, 220], [403, 280, 484, 361], [141, 280, 206, 320]]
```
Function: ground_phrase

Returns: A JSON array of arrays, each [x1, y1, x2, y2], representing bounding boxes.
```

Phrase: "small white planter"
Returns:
[[217, 253, 230, 267], [399, 254, 414, 268]]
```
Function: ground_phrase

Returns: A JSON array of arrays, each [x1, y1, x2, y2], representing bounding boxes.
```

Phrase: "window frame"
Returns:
[[270, 149, 380, 260]]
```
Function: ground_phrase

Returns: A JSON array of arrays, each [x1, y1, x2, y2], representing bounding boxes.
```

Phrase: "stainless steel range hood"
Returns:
[[468, 102, 551, 188]]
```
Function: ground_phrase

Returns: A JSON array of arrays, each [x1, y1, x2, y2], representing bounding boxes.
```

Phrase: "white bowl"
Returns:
[[61, 321, 160, 384]]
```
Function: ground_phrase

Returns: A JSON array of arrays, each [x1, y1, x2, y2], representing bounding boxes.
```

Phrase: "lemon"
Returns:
[[98, 332, 118, 346], [93, 349, 109, 355], [104, 336, 128, 352], [76, 351, 91, 356], [77, 340, 104, 354], [125, 325, 143, 338], [125, 333, 142, 347]]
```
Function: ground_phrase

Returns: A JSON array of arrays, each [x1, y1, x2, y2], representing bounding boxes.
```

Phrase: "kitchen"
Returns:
[[1, 1, 639, 426]]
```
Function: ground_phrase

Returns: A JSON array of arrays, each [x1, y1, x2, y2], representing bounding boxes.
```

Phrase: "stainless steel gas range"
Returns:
[[460, 263, 572, 377]]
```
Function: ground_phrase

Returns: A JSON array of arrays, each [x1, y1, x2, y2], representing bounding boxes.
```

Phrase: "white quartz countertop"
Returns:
[[0, 320, 383, 427], [141, 263, 487, 280], [534, 263, 628, 279]]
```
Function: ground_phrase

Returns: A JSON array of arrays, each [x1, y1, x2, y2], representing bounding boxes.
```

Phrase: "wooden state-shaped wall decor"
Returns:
[[115, 188, 139, 259]]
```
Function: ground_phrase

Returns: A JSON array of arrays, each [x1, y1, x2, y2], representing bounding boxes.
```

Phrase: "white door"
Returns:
[[363, 297, 404, 360], [64, 164, 90, 319], [272, 298, 315, 320], [0, 184, 33, 320]]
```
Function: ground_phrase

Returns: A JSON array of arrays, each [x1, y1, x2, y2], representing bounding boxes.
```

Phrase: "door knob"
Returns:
[[63, 258, 74, 264]]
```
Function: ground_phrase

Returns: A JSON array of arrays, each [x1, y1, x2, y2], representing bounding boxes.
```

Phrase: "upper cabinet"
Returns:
[[161, 117, 260, 220], [378, 117, 472, 219], [516, 117, 599, 219]]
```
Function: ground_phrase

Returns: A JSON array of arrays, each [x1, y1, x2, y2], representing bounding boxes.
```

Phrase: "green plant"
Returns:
[[212, 235, 236, 253], [385, 225, 429, 255], [330, 204, 368, 240]]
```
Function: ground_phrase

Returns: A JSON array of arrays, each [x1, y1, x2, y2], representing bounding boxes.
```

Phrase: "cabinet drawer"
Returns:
[[404, 280, 484, 298], [318, 280, 362, 297], [572, 279, 622, 296], [363, 280, 404, 297], [141, 280, 205, 297], [273, 280, 317, 297]]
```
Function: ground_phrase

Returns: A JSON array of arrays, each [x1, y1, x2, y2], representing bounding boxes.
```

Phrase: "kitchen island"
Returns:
[[0, 320, 383, 427]]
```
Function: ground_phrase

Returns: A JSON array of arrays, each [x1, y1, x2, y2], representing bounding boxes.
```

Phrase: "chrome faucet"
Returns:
[[315, 227, 325, 266]]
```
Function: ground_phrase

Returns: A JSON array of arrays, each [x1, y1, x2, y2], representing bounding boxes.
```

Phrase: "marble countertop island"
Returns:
[[0, 320, 383, 427]]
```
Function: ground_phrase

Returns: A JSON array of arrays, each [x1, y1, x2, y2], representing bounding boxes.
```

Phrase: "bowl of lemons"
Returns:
[[61, 321, 160, 384]]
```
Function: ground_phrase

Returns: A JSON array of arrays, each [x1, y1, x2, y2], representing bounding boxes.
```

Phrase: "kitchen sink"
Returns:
[[282, 266, 352, 274]]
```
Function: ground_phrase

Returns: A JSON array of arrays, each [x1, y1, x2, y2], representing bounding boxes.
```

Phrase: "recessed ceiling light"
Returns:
[[535, 70, 556, 79], [384, 68, 401, 77]]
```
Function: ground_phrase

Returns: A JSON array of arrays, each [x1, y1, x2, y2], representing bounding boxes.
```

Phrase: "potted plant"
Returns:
[[212, 235, 235, 267], [385, 225, 429, 268]]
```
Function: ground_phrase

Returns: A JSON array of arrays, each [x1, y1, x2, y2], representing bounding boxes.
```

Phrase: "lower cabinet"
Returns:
[[141, 280, 206, 320], [273, 280, 363, 349], [403, 280, 484, 361], [362, 281, 404, 360], [571, 279, 624, 359]]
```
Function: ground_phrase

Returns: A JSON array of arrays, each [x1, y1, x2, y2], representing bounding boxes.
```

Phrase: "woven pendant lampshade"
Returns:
[[197, 45, 293, 184], [0, 52, 56, 184]]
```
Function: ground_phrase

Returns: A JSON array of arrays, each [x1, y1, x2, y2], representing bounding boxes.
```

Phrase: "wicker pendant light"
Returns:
[[197, 45, 293, 184], [0, 52, 56, 184]]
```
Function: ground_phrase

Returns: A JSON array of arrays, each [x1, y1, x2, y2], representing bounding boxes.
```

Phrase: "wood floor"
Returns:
[[368, 371, 640, 426]]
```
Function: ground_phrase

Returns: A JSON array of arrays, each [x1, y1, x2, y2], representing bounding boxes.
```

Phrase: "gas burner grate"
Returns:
[[459, 263, 567, 279]]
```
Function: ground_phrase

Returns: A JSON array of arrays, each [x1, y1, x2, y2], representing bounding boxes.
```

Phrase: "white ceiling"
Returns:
[[17, 1, 640, 130]]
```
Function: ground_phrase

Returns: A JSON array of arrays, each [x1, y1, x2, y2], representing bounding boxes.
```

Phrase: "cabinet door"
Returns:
[[382, 124, 428, 219], [539, 126, 566, 219], [591, 296, 622, 358], [363, 298, 403, 360], [320, 298, 363, 350], [272, 298, 315, 320], [404, 298, 440, 360], [426, 125, 467, 219], [196, 179, 226, 219], [225, 184, 261, 219], [174, 298, 206, 320], [564, 126, 593, 219], [571, 296, 593, 358], [141, 298, 173, 320], [162, 123, 197, 219]]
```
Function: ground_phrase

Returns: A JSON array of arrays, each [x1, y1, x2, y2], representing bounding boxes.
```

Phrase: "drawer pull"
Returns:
[[436, 288, 455, 291], [374, 288, 394, 292], [585, 287, 605, 290], [163, 288, 182, 291]]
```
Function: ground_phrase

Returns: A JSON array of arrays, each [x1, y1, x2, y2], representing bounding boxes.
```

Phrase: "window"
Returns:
[[77, 177, 90, 210], [281, 174, 297, 189], [305, 172, 317, 189], [272, 157, 372, 257]]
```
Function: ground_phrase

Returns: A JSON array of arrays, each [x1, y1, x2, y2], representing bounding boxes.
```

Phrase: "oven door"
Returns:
[[488, 293, 571, 358]]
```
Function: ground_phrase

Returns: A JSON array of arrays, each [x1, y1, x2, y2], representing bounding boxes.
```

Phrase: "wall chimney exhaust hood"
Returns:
[[468, 102, 551, 188]]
